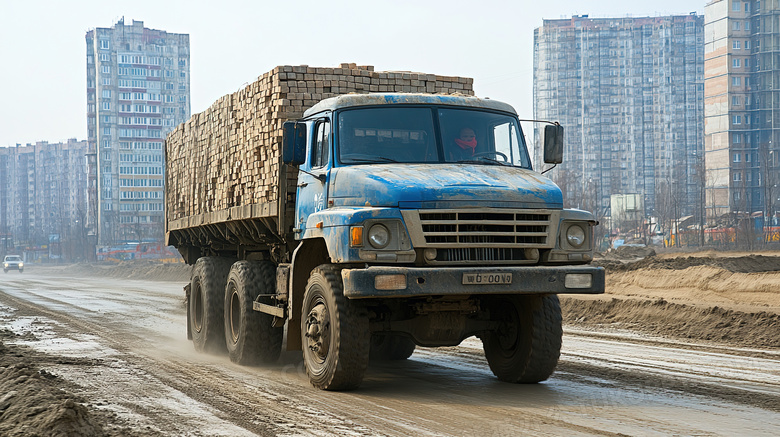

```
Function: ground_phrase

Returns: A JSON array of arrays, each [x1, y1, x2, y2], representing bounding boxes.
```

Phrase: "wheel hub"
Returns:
[[305, 303, 330, 361]]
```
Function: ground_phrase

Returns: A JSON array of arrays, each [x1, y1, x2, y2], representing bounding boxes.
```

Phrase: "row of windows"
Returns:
[[119, 128, 162, 138], [118, 79, 162, 89], [118, 67, 161, 77], [120, 190, 163, 200], [120, 178, 163, 187], [119, 92, 161, 101], [119, 141, 163, 150], [120, 116, 163, 126], [119, 153, 163, 163], [119, 104, 160, 114], [119, 166, 163, 175], [120, 202, 163, 212]]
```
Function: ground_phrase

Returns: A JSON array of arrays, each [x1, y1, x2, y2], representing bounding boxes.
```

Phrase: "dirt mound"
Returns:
[[561, 297, 780, 349], [595, 254, 780, 274], [64, 261, 191, 282], [0, 330, 104, 437], [604, 245, 657, 260]]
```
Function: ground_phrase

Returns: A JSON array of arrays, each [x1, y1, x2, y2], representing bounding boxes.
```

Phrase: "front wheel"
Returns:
[[482, 294, 562, 383], [301, 265, 370, 390]]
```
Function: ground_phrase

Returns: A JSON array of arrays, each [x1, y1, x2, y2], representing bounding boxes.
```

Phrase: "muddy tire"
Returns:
[[369, 334, 416, 361], [482, 294, 562, 383], [189, 256, 234, 354], [225, 260, 282, 365], [301, 265, 370, 390]]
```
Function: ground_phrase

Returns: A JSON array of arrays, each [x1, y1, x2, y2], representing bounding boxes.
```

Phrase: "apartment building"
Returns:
[[704, 0, 780, 220], [534, 14, 705, 225], [86, 19, 190, 245], [0, 139, 89, 258]]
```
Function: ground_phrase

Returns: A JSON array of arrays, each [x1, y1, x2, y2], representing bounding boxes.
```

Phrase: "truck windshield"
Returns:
[[337, 106, 531, 168]]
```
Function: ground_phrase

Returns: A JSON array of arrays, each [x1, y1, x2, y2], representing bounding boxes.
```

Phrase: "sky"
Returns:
[[0, 0, 706, 147]]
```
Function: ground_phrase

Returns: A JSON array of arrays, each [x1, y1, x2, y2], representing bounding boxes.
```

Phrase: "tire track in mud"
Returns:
[[0, 286, 633, 436]]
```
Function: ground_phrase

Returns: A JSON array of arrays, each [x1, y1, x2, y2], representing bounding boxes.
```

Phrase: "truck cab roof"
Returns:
[[303, 93, 517, 118]]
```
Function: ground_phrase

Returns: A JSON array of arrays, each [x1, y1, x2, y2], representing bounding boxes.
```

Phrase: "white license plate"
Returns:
[[462, 272, 512, 285]]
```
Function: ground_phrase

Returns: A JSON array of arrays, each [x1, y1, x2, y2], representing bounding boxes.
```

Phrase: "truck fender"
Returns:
[[286, 238, 329, 351]]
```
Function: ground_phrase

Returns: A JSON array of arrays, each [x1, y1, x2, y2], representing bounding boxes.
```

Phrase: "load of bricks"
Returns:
[[165, 63, 474, 223]]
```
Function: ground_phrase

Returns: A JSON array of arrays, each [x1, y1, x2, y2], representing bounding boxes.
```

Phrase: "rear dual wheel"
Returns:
[[225, 260, 282, 365], [189, 257, 235, 354]]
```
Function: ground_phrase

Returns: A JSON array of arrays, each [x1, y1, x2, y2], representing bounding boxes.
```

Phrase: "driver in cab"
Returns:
[[448, 127, 478, 162]]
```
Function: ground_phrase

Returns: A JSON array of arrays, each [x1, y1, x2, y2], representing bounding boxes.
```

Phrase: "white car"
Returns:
[[3, 255, 23, 273]]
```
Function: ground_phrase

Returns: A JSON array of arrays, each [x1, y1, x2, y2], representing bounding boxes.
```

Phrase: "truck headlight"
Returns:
[[368, 224, 390, 248], [566, 224, 586, 248]]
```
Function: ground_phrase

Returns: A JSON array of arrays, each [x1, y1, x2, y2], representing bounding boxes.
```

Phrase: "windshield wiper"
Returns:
[[455, 157, 509, 166], [343, 155, 399, 163]]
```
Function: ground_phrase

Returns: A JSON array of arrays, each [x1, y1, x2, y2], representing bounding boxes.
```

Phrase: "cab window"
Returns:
[[312, 120, 330, 168]]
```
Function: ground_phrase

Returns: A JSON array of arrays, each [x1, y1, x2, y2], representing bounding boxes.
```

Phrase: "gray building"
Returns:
[[704, 0, 780, 221], [0, 139, 89, 260], [86, 19, 190, 245], [533, 14, 705, 227]]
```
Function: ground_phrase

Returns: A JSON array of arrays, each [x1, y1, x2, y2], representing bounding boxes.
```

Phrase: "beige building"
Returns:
[[86, 19, 190, 245], [704, 0, 780, 220]]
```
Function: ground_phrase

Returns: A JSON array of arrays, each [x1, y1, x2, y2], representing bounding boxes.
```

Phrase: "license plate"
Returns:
[[462, 272, 512, 285]]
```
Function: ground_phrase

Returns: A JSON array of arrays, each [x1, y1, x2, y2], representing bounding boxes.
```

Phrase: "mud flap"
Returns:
[[184, 283, 192, 340]]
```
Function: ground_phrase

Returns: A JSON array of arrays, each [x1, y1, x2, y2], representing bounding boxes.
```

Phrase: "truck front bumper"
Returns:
[[341, 265, 605, 298]]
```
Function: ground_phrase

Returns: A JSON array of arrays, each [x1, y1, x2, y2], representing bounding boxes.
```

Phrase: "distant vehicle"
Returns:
[[3, 255, 23, 273]]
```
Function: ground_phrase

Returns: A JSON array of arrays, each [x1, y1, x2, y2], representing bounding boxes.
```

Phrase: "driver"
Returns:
[[449, 127, 477, 161]]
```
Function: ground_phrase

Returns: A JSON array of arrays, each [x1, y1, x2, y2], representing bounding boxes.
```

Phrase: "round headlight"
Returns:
[[368, 224, 390, 248], [566, 224, 586, 248]]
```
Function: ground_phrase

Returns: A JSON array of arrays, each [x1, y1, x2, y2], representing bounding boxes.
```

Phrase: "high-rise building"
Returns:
[[704, 0, 780, 221], [86, 19, 190, 245], [534, 15, 705, 227], [0, 139, 89, 259]]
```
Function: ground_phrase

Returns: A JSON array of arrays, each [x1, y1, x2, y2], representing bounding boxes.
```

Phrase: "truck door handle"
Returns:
[[298, 182, 309, 188]]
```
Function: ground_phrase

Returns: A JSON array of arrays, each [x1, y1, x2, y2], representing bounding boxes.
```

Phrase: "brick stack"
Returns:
[[165, 63, 474, 224]]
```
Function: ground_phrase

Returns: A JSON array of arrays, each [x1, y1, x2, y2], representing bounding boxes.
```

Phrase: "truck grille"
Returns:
[[418, 211, 552, 263]]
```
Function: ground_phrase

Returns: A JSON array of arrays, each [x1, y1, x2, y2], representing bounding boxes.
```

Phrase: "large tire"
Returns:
[[189, 256, 234, 354], [369, 334, 416, 361], [301, 265, 370, 390], [225, 260, 283, 365], [482, 294, 562, 383]]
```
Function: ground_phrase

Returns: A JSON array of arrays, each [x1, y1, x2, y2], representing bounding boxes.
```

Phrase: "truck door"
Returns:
[[295, 118, 331, 238]]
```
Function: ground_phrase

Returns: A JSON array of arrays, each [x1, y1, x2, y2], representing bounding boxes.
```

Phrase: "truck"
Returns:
[[165, 64, 604, 390]]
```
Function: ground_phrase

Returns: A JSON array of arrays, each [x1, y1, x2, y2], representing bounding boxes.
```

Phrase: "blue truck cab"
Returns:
[[278, 93, 604, 389]]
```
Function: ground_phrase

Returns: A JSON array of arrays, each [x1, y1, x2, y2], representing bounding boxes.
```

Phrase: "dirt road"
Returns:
[[1, 257, 780, 436]]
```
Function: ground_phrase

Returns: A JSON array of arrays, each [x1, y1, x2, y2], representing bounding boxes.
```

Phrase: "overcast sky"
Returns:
[[0, 0, 705, 147]]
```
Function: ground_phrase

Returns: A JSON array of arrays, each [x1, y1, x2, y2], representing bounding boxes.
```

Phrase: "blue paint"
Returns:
[[328, 164, 562, 209]]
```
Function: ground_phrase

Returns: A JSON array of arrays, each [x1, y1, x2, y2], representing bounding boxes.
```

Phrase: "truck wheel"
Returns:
[[482, 294, 562, 383], [301, 265, 370, 390], [190, 256, 234, 354], [225, 260, 282, 365], [369, 334, 416, 361]]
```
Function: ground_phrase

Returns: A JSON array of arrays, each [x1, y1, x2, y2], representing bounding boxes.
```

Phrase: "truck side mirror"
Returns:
[[282, 121, 307, 165], [543, 124, 564, 164]]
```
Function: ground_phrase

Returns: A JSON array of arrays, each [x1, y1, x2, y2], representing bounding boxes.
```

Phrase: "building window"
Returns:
[[102, 65, 111, 74], [745, 58, 750, 68], [732, 1, 741, 11], [733, 40, 741, 50], [734, 153, 742, 163], [733, 96, 741, 106], [102, 101, 111, 110], [101, 90, 111, 98], [732, 77, 742, 86], [100, 39, 110, 50], [733, 173, 742, 181], [734, 133, 742, 143], [745, 21, 751, 30], [733, 58, 741, 68], [733, 21, 741, 31], [733, 115, 742, 124]]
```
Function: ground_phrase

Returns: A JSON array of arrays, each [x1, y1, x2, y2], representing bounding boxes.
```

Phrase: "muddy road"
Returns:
[[2, 264, 780, 436]]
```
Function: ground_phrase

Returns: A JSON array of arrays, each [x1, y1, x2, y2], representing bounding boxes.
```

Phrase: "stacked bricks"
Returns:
[[165, 63, 474, 222]]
